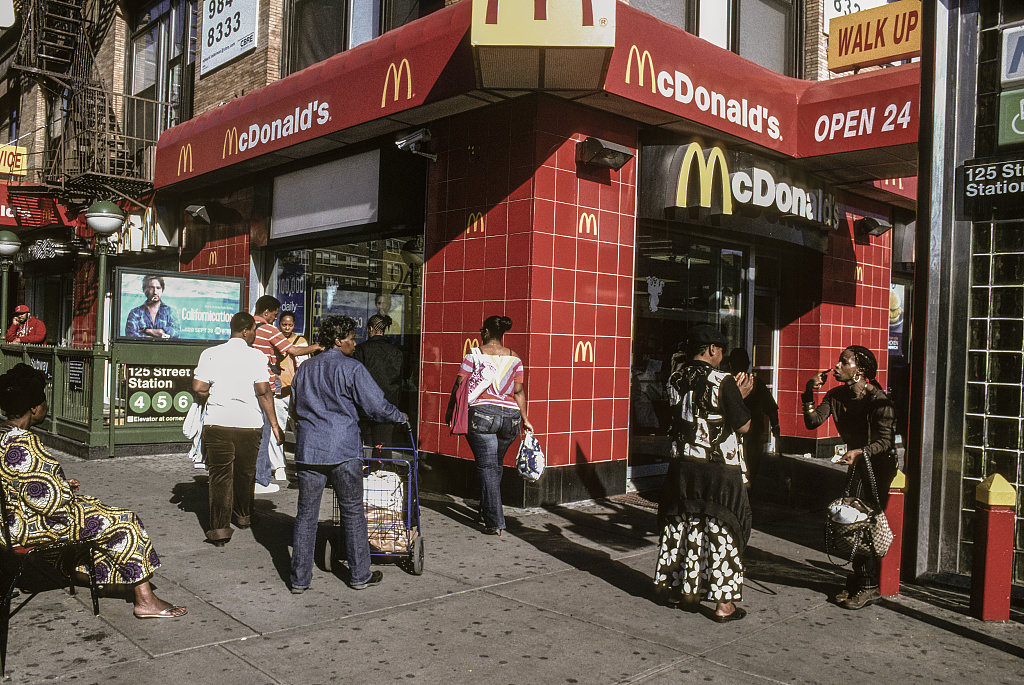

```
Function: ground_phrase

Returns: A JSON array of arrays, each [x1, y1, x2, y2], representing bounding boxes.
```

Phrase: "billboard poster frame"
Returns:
[[113, 268, 245, 344]]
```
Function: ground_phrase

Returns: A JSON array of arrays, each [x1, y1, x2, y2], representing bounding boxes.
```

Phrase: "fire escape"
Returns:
[[7, 0, 167, 225]]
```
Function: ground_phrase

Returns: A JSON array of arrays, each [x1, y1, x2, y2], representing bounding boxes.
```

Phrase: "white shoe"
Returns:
[[274, 467, 288, 482], [193, 462, 207, 470], [253, 483, 280, 494]]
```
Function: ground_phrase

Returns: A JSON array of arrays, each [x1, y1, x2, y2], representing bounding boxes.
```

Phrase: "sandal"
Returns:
[[710, 607, 746, 623], [134, 605, 188, 619]]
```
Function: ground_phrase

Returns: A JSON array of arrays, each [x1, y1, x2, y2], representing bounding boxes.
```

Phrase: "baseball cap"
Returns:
[[13, 305, 29, 314], [687, 324, 726, 348]]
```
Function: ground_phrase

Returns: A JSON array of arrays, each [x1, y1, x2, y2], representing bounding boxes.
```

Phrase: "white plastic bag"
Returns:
[[516, 432, 545, 483], [364, 471, 404, 512]]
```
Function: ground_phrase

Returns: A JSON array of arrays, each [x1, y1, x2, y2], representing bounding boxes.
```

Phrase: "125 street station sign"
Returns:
[[957, 156, 1024, 220]]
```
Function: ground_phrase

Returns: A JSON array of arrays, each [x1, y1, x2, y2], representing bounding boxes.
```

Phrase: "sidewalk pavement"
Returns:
[[3, 451, 1022, 684]]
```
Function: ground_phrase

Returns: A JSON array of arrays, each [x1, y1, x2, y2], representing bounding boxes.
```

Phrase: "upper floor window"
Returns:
[[631, 0, 799, 77], [130, 0, 197, 132], [285, 0, 444, 75]]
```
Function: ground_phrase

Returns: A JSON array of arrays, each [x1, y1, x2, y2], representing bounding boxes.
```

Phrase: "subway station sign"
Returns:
[[957, 156, 1024, 221]]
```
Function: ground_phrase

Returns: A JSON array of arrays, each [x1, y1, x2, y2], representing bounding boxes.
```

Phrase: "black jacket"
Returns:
[[352, 336, 404, 407]]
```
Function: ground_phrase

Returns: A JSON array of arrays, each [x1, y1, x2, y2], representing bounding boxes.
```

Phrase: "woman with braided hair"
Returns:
[[803, 345, 897, 610], [0, 364, 186, 619]]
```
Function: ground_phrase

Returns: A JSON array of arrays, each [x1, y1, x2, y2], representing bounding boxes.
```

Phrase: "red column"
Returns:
[[880, 470, 906, 597], [969, 474, 1017, 622]]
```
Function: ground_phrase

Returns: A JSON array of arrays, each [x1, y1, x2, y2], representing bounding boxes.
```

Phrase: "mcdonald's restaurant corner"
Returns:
[[5, 2, 918, 509]]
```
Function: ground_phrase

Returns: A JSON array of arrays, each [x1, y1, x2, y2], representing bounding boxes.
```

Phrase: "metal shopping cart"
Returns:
[[325, 426, 424, 575]]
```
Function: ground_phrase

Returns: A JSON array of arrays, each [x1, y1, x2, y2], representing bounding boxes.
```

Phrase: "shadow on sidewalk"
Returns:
[[170, 478, 295, 584], [421, 496, 659, 602]]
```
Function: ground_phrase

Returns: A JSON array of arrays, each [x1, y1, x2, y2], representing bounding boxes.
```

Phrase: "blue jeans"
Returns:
[[464, 404, 521, 530], [290, 459, 371, 589]]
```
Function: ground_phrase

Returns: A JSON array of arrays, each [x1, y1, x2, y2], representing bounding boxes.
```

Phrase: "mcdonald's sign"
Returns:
[[177, 144, 193, 175], [626, 45, 655, 94], [382, 59, 413, 108], [209, 250, 218, 266], [222, 127, 240, 159], [463, 337, 480, 356], [467, 212, 486, 233], [675, 143, 732, 215], [577, 212, 597, 235], [855, 265, 864, 282], [573, 340, 594, 363]]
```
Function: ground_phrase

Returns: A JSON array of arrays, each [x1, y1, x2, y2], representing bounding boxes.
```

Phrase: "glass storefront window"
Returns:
[[273, 232, 423, 422], [630, 222, 748, 467]]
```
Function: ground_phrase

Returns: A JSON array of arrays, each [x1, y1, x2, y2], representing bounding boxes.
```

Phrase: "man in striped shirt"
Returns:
[[252, 295, 321, 493]]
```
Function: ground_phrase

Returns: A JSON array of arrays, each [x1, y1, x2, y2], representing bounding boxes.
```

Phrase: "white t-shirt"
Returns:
[[193, 337, 268, 429]]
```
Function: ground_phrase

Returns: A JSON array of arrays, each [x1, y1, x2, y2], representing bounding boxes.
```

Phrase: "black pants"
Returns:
[[204, 425, 261, 542]]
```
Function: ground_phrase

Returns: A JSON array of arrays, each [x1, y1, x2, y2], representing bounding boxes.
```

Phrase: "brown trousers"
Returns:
[[203, 425, 261, 542]]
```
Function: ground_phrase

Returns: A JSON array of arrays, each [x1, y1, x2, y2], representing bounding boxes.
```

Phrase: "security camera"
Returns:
[[394, 128, 436, 161], [395, 128, 430, 151]]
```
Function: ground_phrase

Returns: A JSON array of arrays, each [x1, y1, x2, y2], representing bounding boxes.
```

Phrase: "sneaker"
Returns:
[[193, 462, 207, 470], [841, 587, 880, 610], [253, 482, 280, 494], [290, 586, 307, 595], [349, 570, 383, 590], [274, 467, 288, 482]]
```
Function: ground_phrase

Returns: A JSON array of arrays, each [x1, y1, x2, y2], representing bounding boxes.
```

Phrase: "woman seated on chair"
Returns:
[[0, 364, 186, 619]]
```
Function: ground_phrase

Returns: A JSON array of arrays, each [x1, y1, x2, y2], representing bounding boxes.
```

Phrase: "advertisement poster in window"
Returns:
[[888, 283, 905, 355], [200, 0, 260, 76], [115, 269, 244, 343], [277, 256, 307, 337], [310, 289, 404, 344]]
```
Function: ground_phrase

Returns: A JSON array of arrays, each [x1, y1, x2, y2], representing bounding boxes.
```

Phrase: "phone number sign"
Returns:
[[126, 365, 195, 423], [199, 0, 259, 77]]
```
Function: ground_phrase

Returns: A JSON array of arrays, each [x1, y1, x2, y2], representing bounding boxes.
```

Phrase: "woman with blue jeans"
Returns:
[[450, 315, 533, 535]]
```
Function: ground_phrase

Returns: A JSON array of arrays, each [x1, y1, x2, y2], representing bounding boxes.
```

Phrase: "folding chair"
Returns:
[[0, 482, 100, 677]]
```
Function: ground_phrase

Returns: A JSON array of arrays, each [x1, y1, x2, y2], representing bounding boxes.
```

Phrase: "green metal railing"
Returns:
[[0, 341, 209, 455]]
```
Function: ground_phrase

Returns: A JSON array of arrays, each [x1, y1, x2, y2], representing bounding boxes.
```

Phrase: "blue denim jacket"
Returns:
[[291, 348, 405, 464]]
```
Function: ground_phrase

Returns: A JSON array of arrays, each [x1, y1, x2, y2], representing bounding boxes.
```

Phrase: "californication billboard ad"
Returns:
[[114, 269, 245, 343]]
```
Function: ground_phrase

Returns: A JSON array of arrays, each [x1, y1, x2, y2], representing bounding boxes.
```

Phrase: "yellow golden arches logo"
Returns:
[[177, 143, 193, 175], [855, 265, 864, 282], [675, 143, 732, 215], [467, 211, 486, 233], [222, 127, 239, 158], [626, 45, 655, 94], [577, 212, 597, 235], [382, 59, 413, 108], [463, 337, 481, 357], [209, 251, 218, 266], [574, 340, 594, 363]]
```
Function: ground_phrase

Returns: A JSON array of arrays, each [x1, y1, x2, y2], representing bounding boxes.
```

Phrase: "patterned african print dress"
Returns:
[[0, 426, 161, 584]]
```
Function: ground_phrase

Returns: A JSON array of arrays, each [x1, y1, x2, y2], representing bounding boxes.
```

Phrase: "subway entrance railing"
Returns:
[[0, 341, 205, 456]]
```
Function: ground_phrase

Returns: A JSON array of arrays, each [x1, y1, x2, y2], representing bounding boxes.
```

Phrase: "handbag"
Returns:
[[448, 347, 491, 435], [825, 450, 893, 564], [516, 431, 545, 482]]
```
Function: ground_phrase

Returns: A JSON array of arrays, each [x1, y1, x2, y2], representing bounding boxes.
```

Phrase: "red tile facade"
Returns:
[[419, 96, 638, 469], [775, 200, 893, 441]]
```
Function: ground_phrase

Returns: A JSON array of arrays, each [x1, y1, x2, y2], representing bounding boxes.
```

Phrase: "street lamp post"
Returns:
[[84, 201, 125, 351], [0, 230, 22, 332]]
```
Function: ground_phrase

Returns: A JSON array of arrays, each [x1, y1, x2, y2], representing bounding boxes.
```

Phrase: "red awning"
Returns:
[[155, 1, 475, 189], [155, 0, 920, 191]]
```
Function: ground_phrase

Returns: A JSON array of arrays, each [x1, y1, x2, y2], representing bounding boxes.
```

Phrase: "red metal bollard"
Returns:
[[880, 470, 906, 597], [970, 474, 1017, 622]]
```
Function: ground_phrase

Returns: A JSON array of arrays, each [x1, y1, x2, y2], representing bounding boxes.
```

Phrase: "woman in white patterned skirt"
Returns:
[[654, 325, 753, 622]]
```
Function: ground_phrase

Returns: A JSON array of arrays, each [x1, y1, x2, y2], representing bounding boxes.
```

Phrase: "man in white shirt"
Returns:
[[192, 312, 283, 546]]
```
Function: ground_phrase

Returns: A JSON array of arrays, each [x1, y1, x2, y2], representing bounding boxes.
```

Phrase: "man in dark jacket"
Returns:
[[288, 315, 407, 593], [352, 313, 404, 454]]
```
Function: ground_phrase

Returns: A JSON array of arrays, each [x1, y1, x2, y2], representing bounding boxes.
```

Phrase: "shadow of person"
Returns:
[[243, 500, 298, 584], [742, 546, 845, 598], [510, 520, 660, 602], [169, 476, 210, 534]]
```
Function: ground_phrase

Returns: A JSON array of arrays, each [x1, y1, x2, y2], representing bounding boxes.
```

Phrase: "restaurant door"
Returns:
[[628, 223, 748, 482]]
